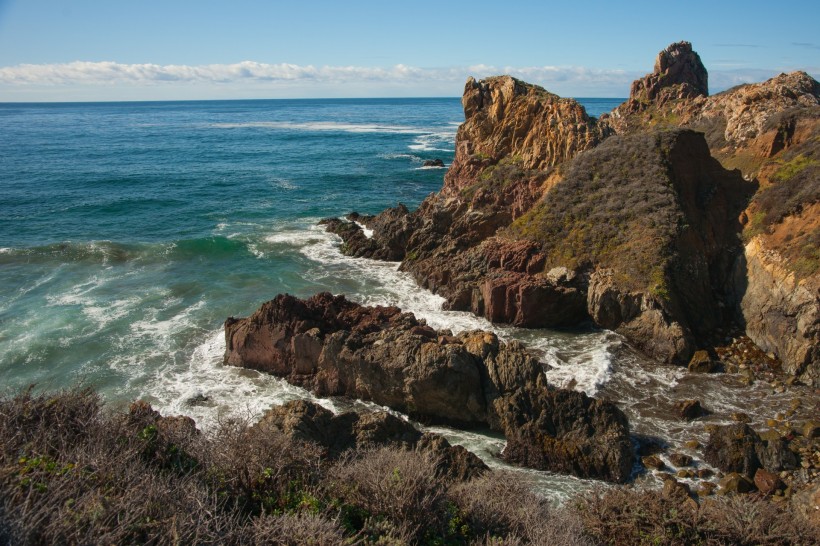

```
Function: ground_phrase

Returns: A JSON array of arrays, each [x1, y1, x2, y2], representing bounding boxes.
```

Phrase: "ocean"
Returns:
[[2, 97, 788, 497]]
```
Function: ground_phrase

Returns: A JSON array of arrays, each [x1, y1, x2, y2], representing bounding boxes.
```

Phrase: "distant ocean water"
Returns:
[[12, 96, 780, 497]]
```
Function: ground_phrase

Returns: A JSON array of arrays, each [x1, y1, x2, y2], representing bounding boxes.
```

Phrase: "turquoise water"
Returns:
[[1, 97, 630, 484]]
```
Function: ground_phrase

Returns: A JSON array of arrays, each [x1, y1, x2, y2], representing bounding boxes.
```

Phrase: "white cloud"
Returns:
[[0, 60, 815, 101], [0, 60, 638, 93]]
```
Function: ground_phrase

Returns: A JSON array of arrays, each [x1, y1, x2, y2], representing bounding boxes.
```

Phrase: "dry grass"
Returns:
[[2, 387, 816, 545]]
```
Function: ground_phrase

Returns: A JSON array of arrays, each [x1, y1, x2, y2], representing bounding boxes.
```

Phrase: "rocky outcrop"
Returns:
[[739, 237, 820, 384], [506, 129, 751, 362], [224, 293, 634, 482], [318, 41, 817, 379], [253, 399, 488, 481], [703, 423, 800, 479], [444, 76, 610, 195], [619, 41, 708, 117]]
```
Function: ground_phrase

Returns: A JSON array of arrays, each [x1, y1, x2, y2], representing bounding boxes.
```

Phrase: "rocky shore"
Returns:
[[220, 40, 819, 528]]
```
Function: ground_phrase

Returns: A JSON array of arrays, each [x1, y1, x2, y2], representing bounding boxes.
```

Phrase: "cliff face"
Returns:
[[599, 43, 820, 381], [323, 41, 818, 381], [444, 76, 609, 195]]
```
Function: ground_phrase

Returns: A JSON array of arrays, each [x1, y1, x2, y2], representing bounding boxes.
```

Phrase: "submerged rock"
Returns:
[[224, 292, 635, 482]]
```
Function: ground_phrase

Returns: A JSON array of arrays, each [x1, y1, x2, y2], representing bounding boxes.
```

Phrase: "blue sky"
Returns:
[[0, 0, 818, 101]]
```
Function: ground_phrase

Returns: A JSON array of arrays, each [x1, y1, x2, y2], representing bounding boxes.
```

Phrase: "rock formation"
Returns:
[[253, 399, 488, 481], [321, 40, 818, 382], [224, 293, 634, 482]]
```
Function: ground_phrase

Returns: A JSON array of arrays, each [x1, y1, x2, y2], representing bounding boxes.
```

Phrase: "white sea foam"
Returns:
[[527, 331, 619, 396], [379, 153, 423, 162], [353, 221, 373, 238], [408, 131, 457, 152], [142, 329, 336, 430], [212, 121, 425, 134], [271, 177, 298, 190]]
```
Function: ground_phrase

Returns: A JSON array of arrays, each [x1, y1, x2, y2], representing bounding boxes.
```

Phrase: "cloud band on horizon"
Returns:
[[0, 60, 811, 100]]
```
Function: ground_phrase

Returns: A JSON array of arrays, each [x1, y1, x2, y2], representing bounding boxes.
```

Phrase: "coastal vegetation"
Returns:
[[1, 387, 815, 545], [506, 130, 684, 293]]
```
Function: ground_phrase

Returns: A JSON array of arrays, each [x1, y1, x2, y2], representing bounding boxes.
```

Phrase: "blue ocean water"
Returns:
[[1, 96, 641, 495]]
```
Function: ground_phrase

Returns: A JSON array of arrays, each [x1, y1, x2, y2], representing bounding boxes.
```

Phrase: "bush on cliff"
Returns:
[[506, 130, 685, 293]]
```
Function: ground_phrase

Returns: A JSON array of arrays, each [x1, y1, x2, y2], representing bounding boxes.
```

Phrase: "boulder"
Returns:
[[753, 468, 783, 495], [224, 293, 635, 482], [669, 453, 693, 467], [718, 472, 756, 494], [254, 399, 487, 481], [688, 350, 722, 373], [642, 455, 665, 470], [704, 424, 762, 478], [422, 159, 445, 168], [675, 399, 706, 421]]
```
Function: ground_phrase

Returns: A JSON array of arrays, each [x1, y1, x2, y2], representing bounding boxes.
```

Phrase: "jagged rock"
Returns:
[[688, 350, 722, 373], [254, 399, 487, 480], [754, 468, 784, 495], [739, 237, 820, 386], [675, 399, 706, 421], [719, 472, 756, 494], [704, 423, 800, 478], [254, 400, 422, 456], [495, 386, 634, 483], [508, 129, 750, 363], [803, 421, 820, 438], [321, 204, 420, 261], [422, 159, 445, 167], [704, 424, 761, 478], [625, 41, 708, 112], [224, 293, 634, 482], [445, 75, 609, 194]]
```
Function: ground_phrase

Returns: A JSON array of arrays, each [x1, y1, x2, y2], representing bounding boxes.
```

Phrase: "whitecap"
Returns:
[[211, 121, 424, 134]]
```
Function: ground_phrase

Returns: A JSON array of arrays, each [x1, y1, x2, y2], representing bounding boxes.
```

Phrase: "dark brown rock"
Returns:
[[754, 468, 784, 495], [495, 386, 634, 483], [224, 293, 635, 482], [704, 424, 761, 478], [669, 452, 693, 467], [675, 399, 706, 421], [254, 399, 487, 481], [642, 455, 665, 470], [662, 476, 692, 501], [422, 159, 445, 168], [719, 472, 756, 494]]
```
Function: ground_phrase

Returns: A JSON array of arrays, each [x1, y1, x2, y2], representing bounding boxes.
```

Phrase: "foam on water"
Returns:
[[211, 121, 425, 134], [353, 221, 373, 238], [409, 131, 457, 152]]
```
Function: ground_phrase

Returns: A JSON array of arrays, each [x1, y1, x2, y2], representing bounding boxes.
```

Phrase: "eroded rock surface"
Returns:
[[224, 293, 634, 482]]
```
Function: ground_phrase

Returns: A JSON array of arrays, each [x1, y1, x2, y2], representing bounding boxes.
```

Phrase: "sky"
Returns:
[[0, 0, 818, 102]]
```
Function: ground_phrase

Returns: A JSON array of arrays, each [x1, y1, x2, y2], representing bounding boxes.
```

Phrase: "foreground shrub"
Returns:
[[326, 446, 447, 541], [2, 387, 816, 545], [450, 471, 591, 545], [572, 486, 817, 546]]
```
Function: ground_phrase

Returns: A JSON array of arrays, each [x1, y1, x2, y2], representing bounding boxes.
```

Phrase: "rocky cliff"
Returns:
[[224, 293, 635, 482], [602, 43, 819, 382], [323, 41, 818, 380]]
